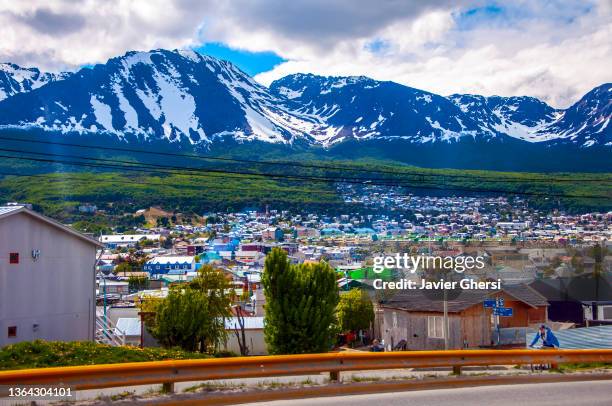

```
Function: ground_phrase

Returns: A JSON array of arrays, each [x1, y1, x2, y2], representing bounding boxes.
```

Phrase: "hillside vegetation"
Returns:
[[0, 153, 610, 220]]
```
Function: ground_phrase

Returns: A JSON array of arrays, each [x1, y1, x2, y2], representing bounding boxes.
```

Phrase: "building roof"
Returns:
[[525, 325, 612, 349], [503, 283, 548, 308], [381, 289, 492, 313], [0, 205, 103, 247], [529, 276, 612, 302], [115, 318, 141, 336], [147, 256, 194, 265], [0, 206, 21, 216], [100, 234, 161, 243], [381, 284, 548, 313]]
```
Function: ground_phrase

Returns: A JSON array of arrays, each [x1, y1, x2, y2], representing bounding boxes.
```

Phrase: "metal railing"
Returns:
[[0, 349, 610, 394], [94, 310, 126, 347]]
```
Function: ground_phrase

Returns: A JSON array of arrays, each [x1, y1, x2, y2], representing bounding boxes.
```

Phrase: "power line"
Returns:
[[1, 146, 611, 193], [5, 146, 519, 189], [0, 150, 341, 184], [0, 135, 609, 183], [0, 148, 415, 187], [0, 171, 341, 196], [0, 152, 609, 199], [0, 146, 429, 185]]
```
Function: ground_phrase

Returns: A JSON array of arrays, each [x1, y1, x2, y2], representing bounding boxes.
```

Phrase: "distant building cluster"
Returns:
[[2, 199, 611, 355]]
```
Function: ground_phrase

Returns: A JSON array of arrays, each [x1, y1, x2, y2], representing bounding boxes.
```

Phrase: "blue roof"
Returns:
[[353, 228, 376, 234], [321, 228, 342, 234]]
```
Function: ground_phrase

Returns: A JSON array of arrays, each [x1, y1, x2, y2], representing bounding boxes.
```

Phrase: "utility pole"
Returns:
[[443, 287, 449, 350]]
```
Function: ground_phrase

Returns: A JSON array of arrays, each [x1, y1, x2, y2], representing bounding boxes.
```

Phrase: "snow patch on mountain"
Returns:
[[0, 63, 70, 101], [0, 50, 609, 149], [90, 95, 114, 132]]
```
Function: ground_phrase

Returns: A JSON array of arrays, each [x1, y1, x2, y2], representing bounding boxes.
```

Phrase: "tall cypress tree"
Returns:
[[262, 248, 339, 354]]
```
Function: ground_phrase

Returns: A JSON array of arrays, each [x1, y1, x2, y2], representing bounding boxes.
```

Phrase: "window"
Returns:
[[392, 312, 398, 328], [8, 326, 17, 338], [9, 252, 19, 264], [427, 316, 445, 339]]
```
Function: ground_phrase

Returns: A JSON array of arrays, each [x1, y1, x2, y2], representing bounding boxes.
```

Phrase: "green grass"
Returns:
[[557, 362, 612, 372], [1, 160, 610, 222], [0, 171, 343, 221], [0, 340, 212, 370]]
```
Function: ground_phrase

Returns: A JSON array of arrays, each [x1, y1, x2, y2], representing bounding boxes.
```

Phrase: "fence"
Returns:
[[1, 348, 611, 395]]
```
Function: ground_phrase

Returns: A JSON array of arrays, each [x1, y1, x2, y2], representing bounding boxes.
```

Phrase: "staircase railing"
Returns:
[[95, 310, 126, 347]]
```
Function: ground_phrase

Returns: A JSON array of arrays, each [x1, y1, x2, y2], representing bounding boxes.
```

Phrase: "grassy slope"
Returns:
[[0, 340, 212, 370], [0, 171, 343, 218], [0, 159, 610, 219], [0, 130, 610, 215]]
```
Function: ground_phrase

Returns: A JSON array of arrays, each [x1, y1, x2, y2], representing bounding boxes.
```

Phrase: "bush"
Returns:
[[337, 288, 374, 333], [0, 340, 211, 370], [143, 265, 233, 353]]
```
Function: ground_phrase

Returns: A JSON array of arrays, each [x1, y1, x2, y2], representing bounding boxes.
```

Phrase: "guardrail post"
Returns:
[[162, 382, 174, 393], [329, 371, 340, 382]]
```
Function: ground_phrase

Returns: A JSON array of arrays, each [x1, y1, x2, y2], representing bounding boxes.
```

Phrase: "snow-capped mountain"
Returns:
[[0, 63, 70, 101], [537, 84, 611, 147], [272, 73, 610, 147], [0, 49, 609, 150], [0, 50, 321, 144], [270, 73, 481, 145], [447, 94, 561, 142], [448, 89, 610, 145]]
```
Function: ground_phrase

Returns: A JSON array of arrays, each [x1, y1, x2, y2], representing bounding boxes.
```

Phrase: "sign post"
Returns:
[[484, 297, 512, 346]]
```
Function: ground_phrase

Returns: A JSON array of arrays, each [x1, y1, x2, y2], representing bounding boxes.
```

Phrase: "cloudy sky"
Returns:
[[0, 0, 610, 108]]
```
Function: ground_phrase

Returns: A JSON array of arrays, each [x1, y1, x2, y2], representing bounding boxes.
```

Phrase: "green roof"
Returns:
[[337, 267, 395, 281]]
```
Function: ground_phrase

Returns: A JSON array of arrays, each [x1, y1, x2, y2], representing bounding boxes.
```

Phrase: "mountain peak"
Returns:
[[0, 48, 609, 151], [270, 73, 381, 100], [0, 62, 70, 101]]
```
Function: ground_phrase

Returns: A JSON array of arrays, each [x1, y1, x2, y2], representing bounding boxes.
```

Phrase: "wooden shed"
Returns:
[[378, 284, 548, 350]]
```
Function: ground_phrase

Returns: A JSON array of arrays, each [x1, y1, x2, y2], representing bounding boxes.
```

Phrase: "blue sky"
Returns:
[[195, 43, 285, 76]]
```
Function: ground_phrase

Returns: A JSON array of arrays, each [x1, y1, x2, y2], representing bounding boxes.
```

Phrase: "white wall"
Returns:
[[0, 212, 97, 347], [224, 329, 267, 355]]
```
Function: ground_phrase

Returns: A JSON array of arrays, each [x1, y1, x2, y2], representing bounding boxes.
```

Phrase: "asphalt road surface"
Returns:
[[243, 380, 612, 406]]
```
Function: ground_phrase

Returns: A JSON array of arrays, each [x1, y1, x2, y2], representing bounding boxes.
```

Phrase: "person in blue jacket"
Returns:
[[529, 325, 560, 348]]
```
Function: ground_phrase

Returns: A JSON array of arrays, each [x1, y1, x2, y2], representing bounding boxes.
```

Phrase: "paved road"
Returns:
[[242, 380, 612, 406]]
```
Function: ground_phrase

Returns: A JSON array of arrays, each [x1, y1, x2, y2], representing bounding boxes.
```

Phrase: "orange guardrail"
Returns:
[[0, 349, 611, 395]]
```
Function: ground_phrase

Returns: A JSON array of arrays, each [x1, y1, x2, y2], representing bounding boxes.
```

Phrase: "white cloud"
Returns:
[[0, 0, 209, 70], [254, 1, 612, 108], [0, 0, 609, 107]]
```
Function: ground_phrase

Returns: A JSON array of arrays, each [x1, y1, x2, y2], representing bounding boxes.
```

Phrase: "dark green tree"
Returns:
[[337, 289, 374, 333], [151, 287, 214, 352], [113, 261, 132, 276], [128, 275, 149, 292], [146, 266, 232, 353], [262, 248, 339, 354]]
